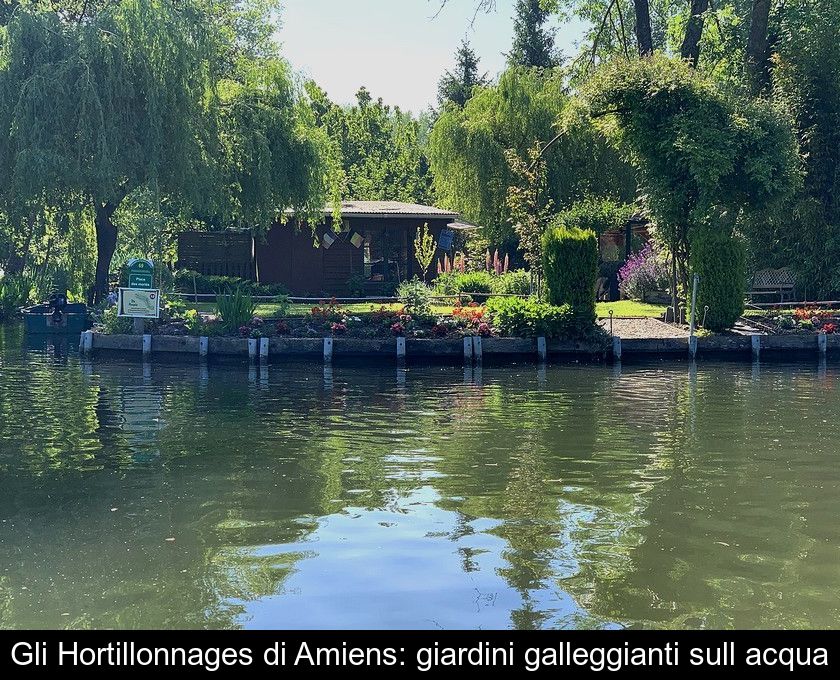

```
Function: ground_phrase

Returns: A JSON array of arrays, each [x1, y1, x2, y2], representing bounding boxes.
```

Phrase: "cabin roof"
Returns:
[[285, 201, 460, 220]]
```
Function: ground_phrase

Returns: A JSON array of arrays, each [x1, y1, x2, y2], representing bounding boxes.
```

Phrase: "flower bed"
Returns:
[[93, 295, 606, 344], [752, 307, 840, 335]]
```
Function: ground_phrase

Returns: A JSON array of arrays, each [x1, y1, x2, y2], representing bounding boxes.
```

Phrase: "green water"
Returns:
[[1, 325, 839, 630]]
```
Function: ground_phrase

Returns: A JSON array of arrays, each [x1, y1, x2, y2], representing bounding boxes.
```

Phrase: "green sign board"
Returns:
[[127, 258, 154, 289]]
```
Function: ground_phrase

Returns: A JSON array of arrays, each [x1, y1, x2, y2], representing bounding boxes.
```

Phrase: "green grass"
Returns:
[[186, 298, 669, 319], [596, 300, 667, 318]]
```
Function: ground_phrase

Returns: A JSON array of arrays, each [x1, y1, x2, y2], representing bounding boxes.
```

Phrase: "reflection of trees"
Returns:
[[3, 322, 840, 630]]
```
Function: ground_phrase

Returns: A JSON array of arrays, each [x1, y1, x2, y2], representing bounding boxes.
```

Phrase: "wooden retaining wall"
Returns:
[[82, 332, 839, 363]]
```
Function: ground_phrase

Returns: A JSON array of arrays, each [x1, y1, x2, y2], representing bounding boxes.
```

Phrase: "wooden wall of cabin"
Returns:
[[255, 218, 454, 295]]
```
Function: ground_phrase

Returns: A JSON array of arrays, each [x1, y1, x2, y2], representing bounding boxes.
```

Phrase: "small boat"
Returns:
[[23, 292, 90, 335]]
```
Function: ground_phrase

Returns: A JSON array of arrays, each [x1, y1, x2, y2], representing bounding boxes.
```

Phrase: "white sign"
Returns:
[[118, 288, 160, 319]]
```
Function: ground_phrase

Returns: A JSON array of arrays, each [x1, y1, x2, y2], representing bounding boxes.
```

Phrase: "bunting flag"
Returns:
[[350, 231, 364, 248], [322, 231, 336, 249]]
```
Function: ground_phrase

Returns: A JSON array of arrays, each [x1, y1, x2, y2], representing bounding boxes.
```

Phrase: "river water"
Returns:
[[1, 325, 838, 629]]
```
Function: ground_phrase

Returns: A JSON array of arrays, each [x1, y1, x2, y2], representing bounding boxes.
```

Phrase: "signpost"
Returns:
[[127, 258, 154, 289], [120, 259, 159, 333]]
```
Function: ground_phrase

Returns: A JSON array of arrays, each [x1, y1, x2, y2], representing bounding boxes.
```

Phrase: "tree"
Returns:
[[586, 56, 800, 326], [745, 0, 772, 93], [680, 0, 710, 67], [633, 0, 653, 56], [413, 223, 437, 282], [505, 143, 554, 284], [429, 67, 635, 252], [507, 0, 559, 68], [307, 84, 433, 203], [437, 39, 489, 108], [0, 2, 334, 300]]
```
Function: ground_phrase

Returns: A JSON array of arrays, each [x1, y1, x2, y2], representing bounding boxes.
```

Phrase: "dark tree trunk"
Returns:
[[746, 0, 772, 93], [681, 0, 710, 67], [93, 201, 118, 303], [633, 0, 653, 56]]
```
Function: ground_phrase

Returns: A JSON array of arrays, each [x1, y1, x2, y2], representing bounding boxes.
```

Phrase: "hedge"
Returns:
[[542, 223, 598, 323], [690, 231, 746, 331]]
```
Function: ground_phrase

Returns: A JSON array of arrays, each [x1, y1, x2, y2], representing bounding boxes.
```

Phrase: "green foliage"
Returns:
[[307, 84, 433, 204], [491, 270, 531, 295], [0, 274, 32, 320], [396, 278, 433, 320], [508, 0, 559, 69], [429, 68, 635, 250], [585, 55, 800, 304], [542, 223, 598, 322], [437, 39, 489, 109], [553, 197, 635, 236], [413, 223, 437, 282], [486, 296, 581, 339], [215, 287, 256, 331], [505, 142, 554, 278], [690, 230, 746, 331], [101, 305, 133, 335], [434, 271, 494, 302], [435, 270, 530, 298], [174, 270, 289, 296]]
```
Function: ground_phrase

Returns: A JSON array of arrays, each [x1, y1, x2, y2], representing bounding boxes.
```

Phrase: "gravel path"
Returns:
[[598, 317, 690, 339]]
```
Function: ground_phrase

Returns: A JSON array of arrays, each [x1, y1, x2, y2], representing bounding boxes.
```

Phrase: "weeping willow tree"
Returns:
[[428, 67, 635, 252], [0, 1, 337, 300]]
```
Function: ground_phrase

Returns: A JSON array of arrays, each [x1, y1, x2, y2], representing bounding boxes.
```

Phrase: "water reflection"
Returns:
[[1, 324, 839, 629]]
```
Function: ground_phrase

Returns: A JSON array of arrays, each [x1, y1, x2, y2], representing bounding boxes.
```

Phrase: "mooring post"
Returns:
[[463, 336, 473, 364], [142, 334, 152, 357], [199, 336, 209, 358], [396, 336, 406, 360], [259, 337, 269, 360], [818, 332, 827, 355], [472, 335, 483, 363], [612, 335, 622, 361], [751, 334, 761, 360], [688, 335, 698, 359], [324, 337, 333, 363], [248, 338, 258, 361], [80, 330, 93, 353], [537, 336, 547, 362]]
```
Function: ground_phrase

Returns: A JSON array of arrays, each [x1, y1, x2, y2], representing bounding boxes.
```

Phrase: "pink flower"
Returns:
[[391, 322, 405, 336]]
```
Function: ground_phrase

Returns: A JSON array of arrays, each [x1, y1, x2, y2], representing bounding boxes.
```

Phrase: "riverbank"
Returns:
[[83, 328, 838, 362]]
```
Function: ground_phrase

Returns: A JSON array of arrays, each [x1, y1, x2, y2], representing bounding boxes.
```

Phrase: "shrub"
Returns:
[[433, 270, 494, 302], [174, 270, 289, 297], [690, 232, 746, 331], [215, 287, 257, 332], [486, 297, 582, 339], [542, 223, 598, 322], [618, 242, 670, 301], [490, 270, 531, 296], [0, 275, 33, 320], [101, 305, 134, 334], [396, 278, 433, 319]]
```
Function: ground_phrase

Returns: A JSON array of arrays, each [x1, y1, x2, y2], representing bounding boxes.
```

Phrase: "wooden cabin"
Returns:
[[177, 202, 470, 296]]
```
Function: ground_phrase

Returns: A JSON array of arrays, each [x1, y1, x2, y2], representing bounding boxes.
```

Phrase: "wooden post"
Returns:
[[612, 335, 622, 360], [537, 336, 547, 362], [396, 336, 406, 360], [472, 335, 483, 363], [259, 337, 269, 360], [688, 335, 698, 359], [142, 334, 152, 357], [751, 334, 761, 360], [248, 338, 258, 361], [133, 317, 145, 335], [463, 336, 473, 364], [199, 336, 209, 358], [324, 337, 333, 363], [818, 332, 827, 355]]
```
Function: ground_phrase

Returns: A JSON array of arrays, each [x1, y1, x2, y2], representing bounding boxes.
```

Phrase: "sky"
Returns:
[[278, 0, 587, 114]]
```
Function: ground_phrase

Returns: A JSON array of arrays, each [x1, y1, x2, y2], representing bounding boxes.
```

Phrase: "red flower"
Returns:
[[391, 322, 405, 336], [331, 322, 347, 335], [478, 322, 492, 338], [823, 323, 837, 334]]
